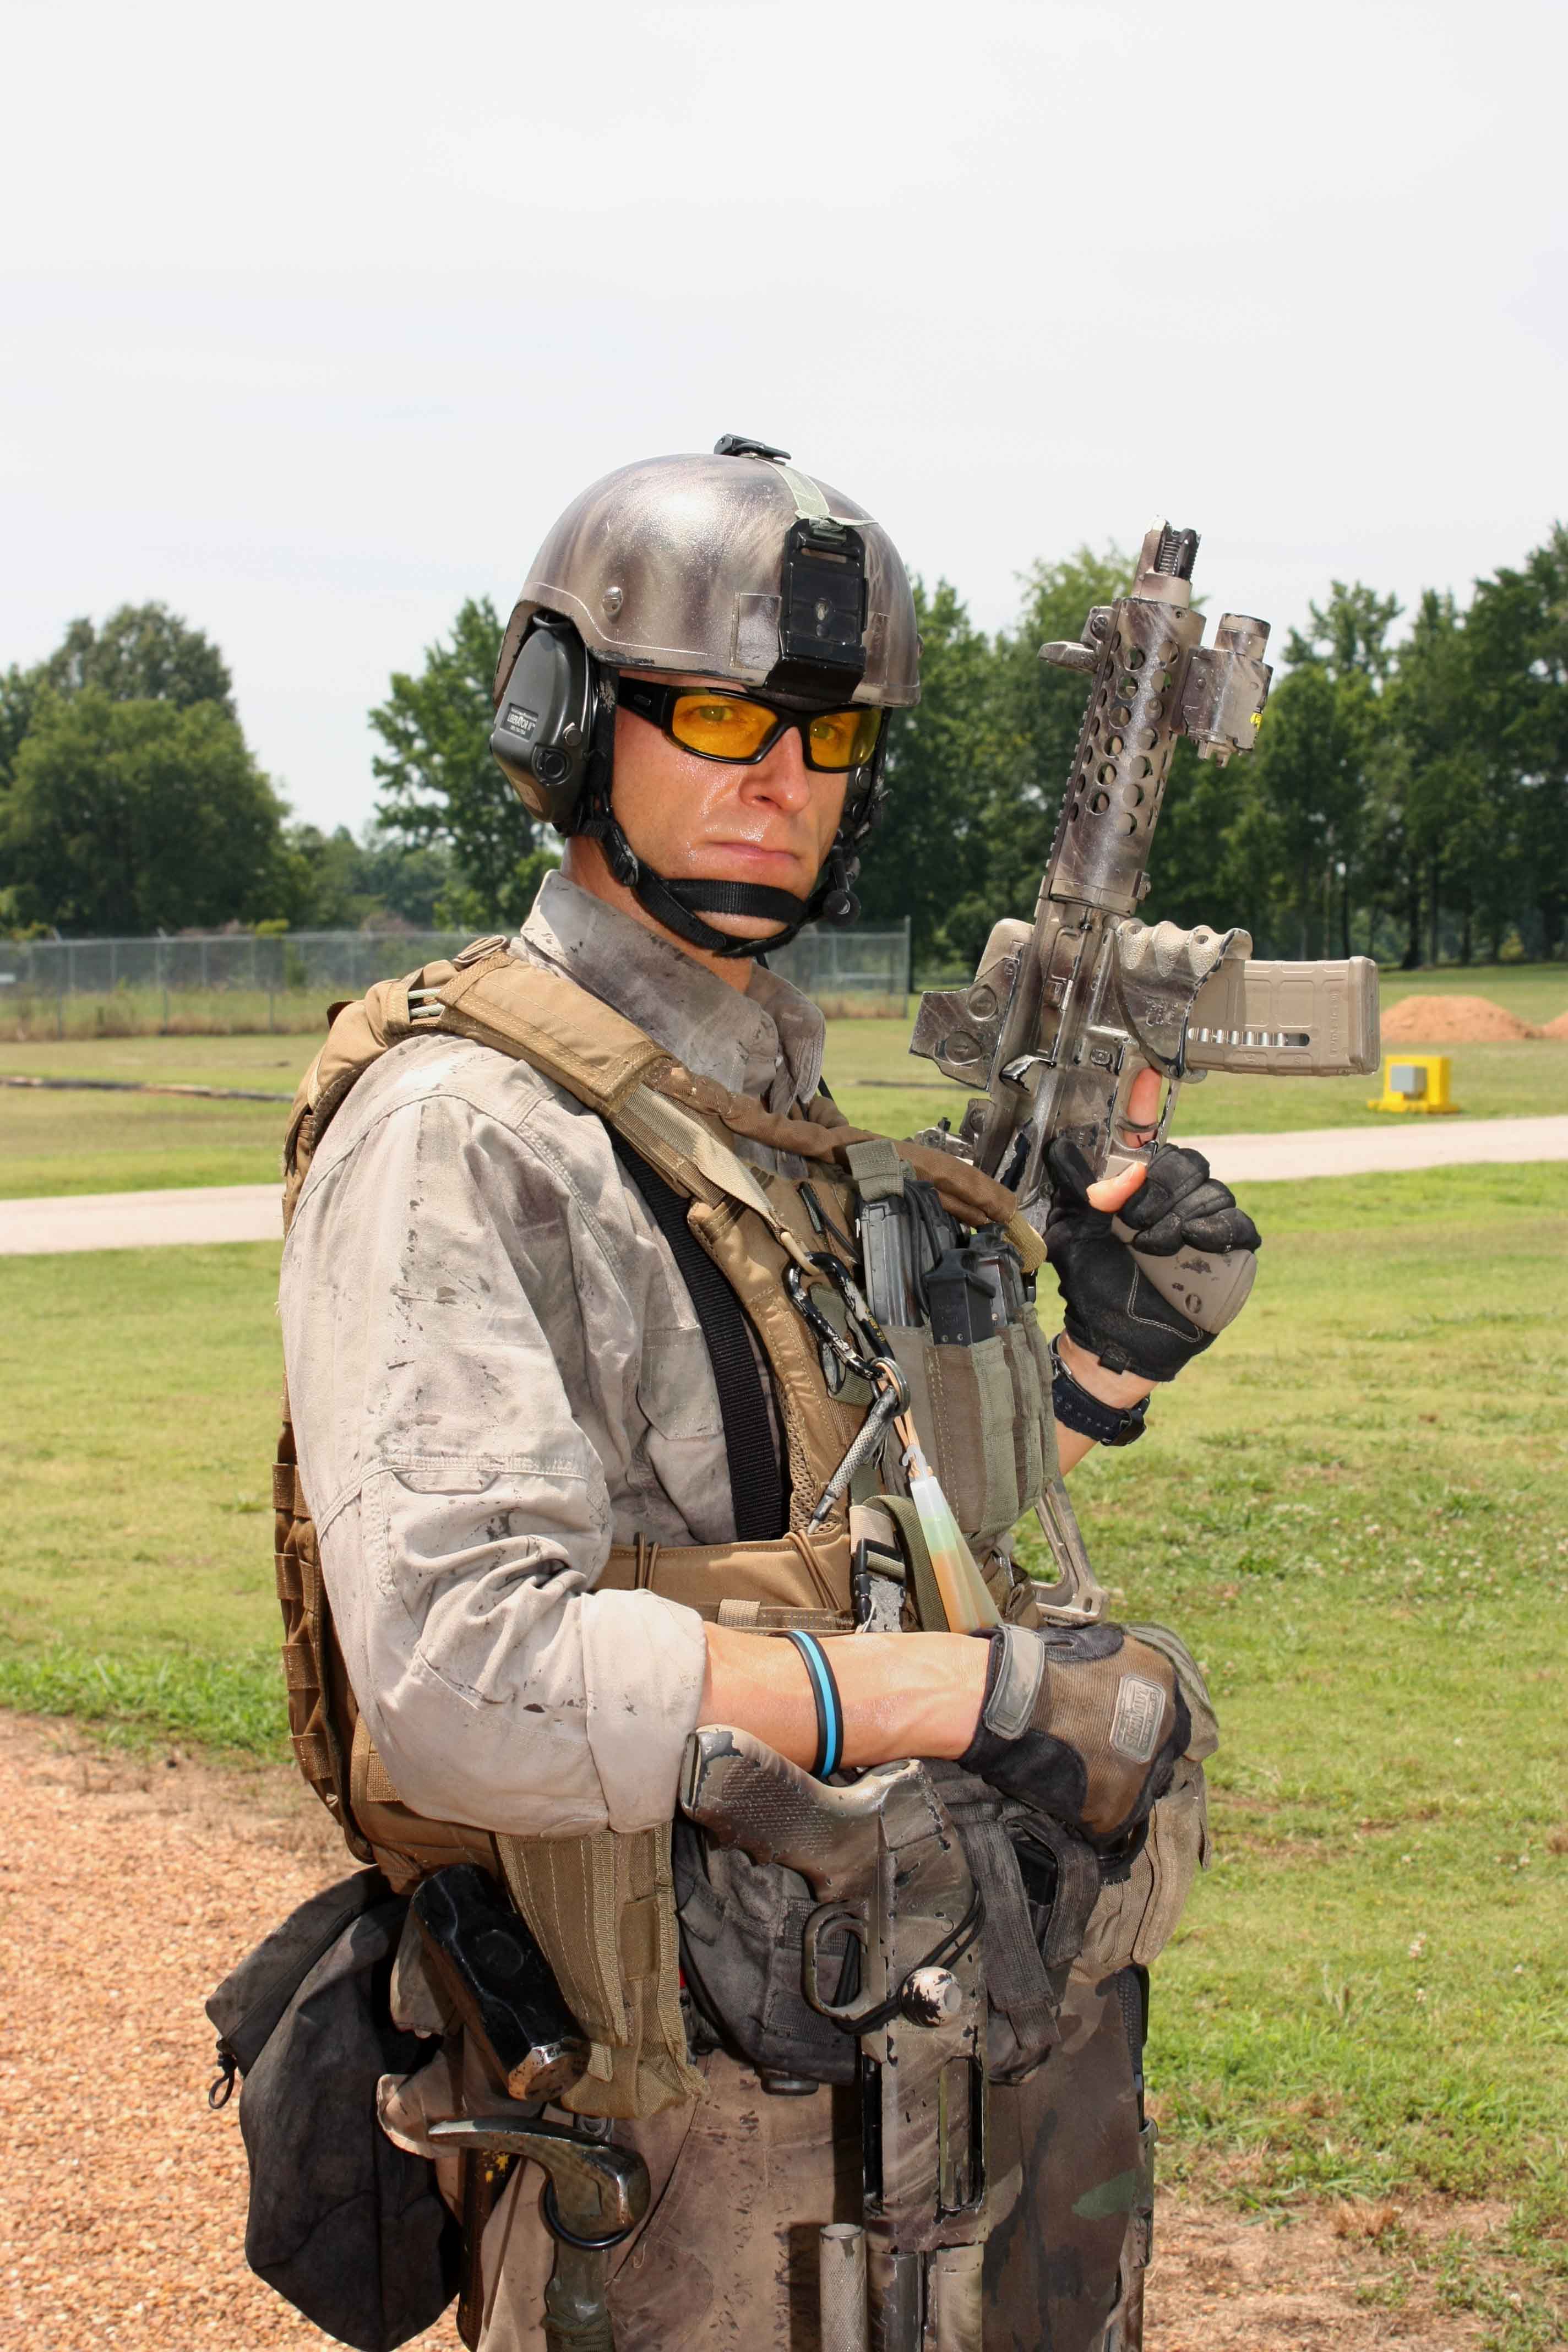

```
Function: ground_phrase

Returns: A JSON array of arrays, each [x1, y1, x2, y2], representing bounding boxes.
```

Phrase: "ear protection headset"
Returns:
[[489, 618, 889, 960], [490, 617, 607, 833]]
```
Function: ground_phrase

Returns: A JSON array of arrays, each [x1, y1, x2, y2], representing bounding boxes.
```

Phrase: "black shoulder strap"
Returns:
[[612, 1137, 788, 1542]]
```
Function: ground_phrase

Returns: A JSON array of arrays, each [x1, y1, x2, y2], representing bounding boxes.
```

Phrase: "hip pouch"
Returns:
[[205, 1868, 459, 2352], [672, 1816, 858, 2086], [671, 1770, 1104, 2091]]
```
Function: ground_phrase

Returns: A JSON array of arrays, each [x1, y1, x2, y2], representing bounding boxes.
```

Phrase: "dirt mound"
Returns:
[[1542, 1008, 1568, 1038], [1381, 993, 1538, 1042]]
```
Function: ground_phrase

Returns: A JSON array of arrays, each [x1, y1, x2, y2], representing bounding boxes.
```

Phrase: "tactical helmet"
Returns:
[[489, 435, 919, 957]]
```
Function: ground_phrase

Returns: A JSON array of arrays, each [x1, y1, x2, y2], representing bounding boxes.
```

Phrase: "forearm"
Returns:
[[700, 1322, 1158, 1760], [1053, 1330, 1155, 1473], [700, 1626, 989, 1770]]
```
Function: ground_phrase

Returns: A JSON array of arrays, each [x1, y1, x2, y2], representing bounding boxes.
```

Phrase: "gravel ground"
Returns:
[[0, 1712, 459, 2352], [0, 1710, 1495, 2351]]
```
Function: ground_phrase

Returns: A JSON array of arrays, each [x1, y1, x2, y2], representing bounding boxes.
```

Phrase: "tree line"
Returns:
[[869, 531, 1568, 972], [3, 525, 1564, 971], [0, 606, 461, 938]]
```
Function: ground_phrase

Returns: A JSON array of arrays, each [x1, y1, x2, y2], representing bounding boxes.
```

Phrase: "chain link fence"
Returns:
[[0, 921, 911, 1038], [766, 921, 910, 1016]]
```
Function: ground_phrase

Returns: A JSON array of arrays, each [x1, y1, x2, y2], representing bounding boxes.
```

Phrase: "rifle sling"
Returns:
[[612, 1135, 788, 1543]]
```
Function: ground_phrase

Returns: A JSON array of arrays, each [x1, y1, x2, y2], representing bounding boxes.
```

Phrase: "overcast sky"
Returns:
[[3, 0, 1564, 836]]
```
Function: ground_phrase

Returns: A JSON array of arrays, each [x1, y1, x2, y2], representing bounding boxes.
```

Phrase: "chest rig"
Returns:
[[274, 940, 1059, 2116]]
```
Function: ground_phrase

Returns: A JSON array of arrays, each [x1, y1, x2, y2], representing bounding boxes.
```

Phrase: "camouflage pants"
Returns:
[[464, 1956, 1147, 2352]]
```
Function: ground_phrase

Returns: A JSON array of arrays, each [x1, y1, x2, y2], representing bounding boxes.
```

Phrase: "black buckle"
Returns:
[[713, 432, 791, 461], [208, 2045, 239, 2109]]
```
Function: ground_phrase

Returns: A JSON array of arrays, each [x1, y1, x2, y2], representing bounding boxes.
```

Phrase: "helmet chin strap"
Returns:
[[571, 661, 868, 960], [586, 802, 858, 960]]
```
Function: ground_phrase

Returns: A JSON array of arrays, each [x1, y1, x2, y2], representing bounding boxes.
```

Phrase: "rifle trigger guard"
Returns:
[[802, 1899, 872, 2024]]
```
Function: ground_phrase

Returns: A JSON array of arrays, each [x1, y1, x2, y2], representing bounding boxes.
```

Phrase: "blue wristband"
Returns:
[[783, 1630, 845, 1779]]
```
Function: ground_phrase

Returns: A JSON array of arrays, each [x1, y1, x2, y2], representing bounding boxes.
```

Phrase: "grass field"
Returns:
[[3, 962, 1565, 1199], [1015, 1166, 1567, 2218], [1373, 964, 1568, 1024], [0, 1033, 302, 1197], [0, 984, 351, 1042], [2, 1162, 1564, 2332], [0, 1241, 287, 1746]]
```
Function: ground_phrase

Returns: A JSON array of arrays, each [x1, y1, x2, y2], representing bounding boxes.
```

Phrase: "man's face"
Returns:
[[607, 672, 850, 944]]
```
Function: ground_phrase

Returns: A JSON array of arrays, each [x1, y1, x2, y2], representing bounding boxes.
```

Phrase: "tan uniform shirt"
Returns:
[[279, 872, 826, 1847]]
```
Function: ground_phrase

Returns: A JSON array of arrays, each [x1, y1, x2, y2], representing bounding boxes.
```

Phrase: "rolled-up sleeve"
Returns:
[[279, 1048, 709, 1839]]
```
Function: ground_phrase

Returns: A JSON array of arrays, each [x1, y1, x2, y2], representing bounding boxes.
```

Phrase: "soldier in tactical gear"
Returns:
[[275, 438, 1257, 2350]]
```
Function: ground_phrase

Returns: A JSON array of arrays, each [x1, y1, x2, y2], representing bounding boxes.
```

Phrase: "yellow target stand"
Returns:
[[1367, 1053, 1461, 1115]]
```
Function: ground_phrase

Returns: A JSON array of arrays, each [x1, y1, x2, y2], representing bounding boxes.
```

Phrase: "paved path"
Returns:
[[1178, 1112, 1568, 1184], [0, 1182, 281, 1255], [2, 1117, 1566, 1255]]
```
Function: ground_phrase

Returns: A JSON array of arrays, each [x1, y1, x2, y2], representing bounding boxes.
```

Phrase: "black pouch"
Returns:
[[205, 1868, 460, 2352], [672, 1819, 858, 2086], [672, 1779, 1104, 2093]]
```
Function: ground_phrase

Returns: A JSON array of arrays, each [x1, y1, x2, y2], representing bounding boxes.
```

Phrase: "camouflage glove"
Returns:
[[960, 1621, 1190, 1851], [1044, 1136, 1261, 1383]]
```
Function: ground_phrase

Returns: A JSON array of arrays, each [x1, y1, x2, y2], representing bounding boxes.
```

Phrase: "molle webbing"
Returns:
[[274, 1424, 372, 1863], [598, 1530, 851, 1623], [343, 1711, 704, 2120], [495, 1823, 701, 2119], [686, 1197, 864, 1538]]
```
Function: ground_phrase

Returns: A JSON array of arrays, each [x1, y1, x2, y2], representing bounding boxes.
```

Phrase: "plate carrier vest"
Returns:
[[273, 939, 1057, 2116]]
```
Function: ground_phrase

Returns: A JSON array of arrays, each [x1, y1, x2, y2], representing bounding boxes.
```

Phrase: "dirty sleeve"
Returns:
[[277, 1047, 710, 1840]]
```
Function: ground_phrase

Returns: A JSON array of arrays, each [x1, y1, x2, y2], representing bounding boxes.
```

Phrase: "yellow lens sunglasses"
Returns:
[[616, 678, 883, 774]]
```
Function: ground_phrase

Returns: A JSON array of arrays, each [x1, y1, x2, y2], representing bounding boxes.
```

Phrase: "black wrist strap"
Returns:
[[1049, 1336, 1150, 1449]]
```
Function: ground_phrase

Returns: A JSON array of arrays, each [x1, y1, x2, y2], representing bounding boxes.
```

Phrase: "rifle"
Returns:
[[682, 1727, 987, 2352], [910, 519, 1380, 1340]]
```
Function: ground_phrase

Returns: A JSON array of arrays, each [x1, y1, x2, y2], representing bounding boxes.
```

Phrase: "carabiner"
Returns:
[[784, 1259, 871, 1381], [785, 1251, 895, 1379]]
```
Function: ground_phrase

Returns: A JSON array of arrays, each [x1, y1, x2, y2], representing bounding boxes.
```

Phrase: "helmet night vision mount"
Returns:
[[488, 435, 919, 959]]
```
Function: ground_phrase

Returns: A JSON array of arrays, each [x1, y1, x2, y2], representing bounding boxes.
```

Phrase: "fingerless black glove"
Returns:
[[1045, 1137, 1261, 1383], [959, 1621, 1190, 1851]]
